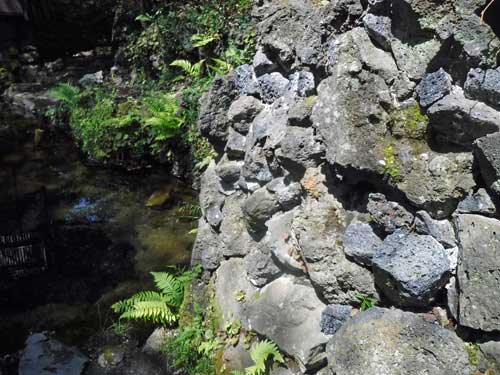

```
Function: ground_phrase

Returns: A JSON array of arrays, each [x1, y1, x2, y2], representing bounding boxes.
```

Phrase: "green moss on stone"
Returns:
[[390, 105, 429, 140]]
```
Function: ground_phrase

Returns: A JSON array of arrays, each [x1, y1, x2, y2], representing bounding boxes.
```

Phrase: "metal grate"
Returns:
[[0, 232, 48, 273]]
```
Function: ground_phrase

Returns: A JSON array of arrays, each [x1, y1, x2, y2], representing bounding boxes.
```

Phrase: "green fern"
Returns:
[[191, 33, 218, 48], [49, 83, 81, 110], [245, 340, 284, 375], [143, 93, 184, 146], [170, 59, 205, 79], [111, 267, 199, 326]]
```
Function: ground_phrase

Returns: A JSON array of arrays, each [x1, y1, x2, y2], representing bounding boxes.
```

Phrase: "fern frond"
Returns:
[[246, 340, 284, 375], [49, 83, 80, 110], [170, 59, 193, 75], [151, 272, 184, 306], [111, 290, 167, 314], [121, 300, 177, 324], [191, 33, 217, 48]]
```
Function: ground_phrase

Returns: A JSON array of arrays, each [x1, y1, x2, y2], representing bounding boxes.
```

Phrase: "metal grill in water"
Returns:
[[0, 232, 48, 276]]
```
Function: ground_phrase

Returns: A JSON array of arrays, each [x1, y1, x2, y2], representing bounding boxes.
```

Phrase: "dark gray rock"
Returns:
[[199, 160, 225, 216], [216, 156, 243, 184], [242, 187, 280, 235], [474, 132, 500, 195], [480, 341, 500, 372], [391, 38, 442, 81], [244, 250, 282, 287], [244, 276, 328, 372], [275, 126, 325, 176], [326, 308, 473, 375], [287, 71, 315, 97], [320, 304, 353, 335], [78, 70, 103, 86], [465, 67, 500, 110], [288, 98, 314, 127], [266, 177, 303, 211], [427, 86, 500, 149], [257, 72, 290, 104], [363, 13, 392, 50], [293, 194, 379, 304], [225, 128, 247, 159], [241, 145, 274, 187], [253, 48, 278, 77], [372, 230, 451, 307], [414, 211, 456, 249], [227, 95, 264, 135], [342, 222, 381, 266], [367, 193, 414, 233], [19, 333, 88, 375], [416, 68, 453, 108], [193, 219, 224, 271], [234, 64, 260, 96], [198, 72, 239, 149], [455, 214, 500, 332], [206, 206, 223, 228], [219, 192, 258, 257], [457, 188, 497, 216]]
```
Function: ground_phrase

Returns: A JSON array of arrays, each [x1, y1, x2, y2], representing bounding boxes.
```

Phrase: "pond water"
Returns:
[[0, 112, 197, 356]]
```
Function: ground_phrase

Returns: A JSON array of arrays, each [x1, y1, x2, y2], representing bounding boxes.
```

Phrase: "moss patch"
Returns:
[[390, 105, 429, 140]]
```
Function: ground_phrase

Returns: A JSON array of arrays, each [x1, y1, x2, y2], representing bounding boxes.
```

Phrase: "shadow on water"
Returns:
[[0, 111, 197, 356]]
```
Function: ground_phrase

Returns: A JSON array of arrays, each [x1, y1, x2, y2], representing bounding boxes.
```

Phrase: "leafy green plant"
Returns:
[[191, 33, 219, 48], [234, 290, 246, 303], [355, 293, 377, 311], [380, 143, 401, 182], [466, 342, 481, 366], [176, 203, 202, 221], [170, 59, 206, 80], [111, 267, 199, 325], [233, 339, 284, 375], [50, 83, 81, 111]]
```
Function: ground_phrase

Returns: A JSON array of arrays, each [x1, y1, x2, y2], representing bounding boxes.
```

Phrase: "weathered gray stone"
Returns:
[[225, 128, 247, 159], [474, 132, 500, 195], [455, 214, 500, 332], [234, 64, 260, 97], [363, 13, 392, 50], [288, 98, 314, 127], [198, 72, 239, 149], [220, 192, 258, 257], [258, 72, 289, 104], [265, 209, 305, 274], [199, 160, 225, 216], [342, 222, 381, 266], [275, 126, 325, 176], [215, 258, 258, 323], [372, 230, 451, 307], [415, 211, 456, 249], [457, 188, 497, 216], [428, 86, 500, 149], [390, 38, 442, 81], [326, 308, 473, 375], [216, 156, 243, 184], [416, 68, 453, 108], [320, 304, 353, 335], [266, 177, 302, 211], [367, 193, 414, 233], [293, 194, 379, 304], [242, 187, 280, 235], [193, 219, 224, 271], [206, 206, 223, 229], [244, 276, 328, 372], [465, 67, 500, 110], [244, 250, 282, 287], [227, 95, 264, 135], [286, 71, 315, 97], [241, 146, 274, 186], [480, 341, 500, 372], [19, 333, 88, 375], [253, 48, 278, 77], [78, 70, 103, 86]]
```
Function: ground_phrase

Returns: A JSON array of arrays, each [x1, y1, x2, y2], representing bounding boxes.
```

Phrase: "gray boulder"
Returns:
[[455, 214, 500, 331], [253, 48, 278, 77], [474, 132, 500, 195], [257, 72, 289, 104], [287, 71, 315, 97], [234, 64, 260, 97], [215, 258, 258, 324], [414, 211, 456, 248], [220, 192, 258, 257], [216, 156, 243, 184], [363, 13, 392, 51], [320, 304, 353, 335], [193, 219, 224, 271], [342, 222, 382, 266], [225, 128, 247, 159], [390, 38, 442, 81], [372, 230, 451, 307], [199, 160, 225, 216], [457, 188, 497, 216], [244, 250, 282, 287], [293, 195, 379, 304], [367, 193, 414, 233], [227, 95, 264, 135], [242, 187, 280, 235], [464, 67, 500, 110], [427, 86, 500, 149], [266, 177, 303, 212], [416, 68, 453, 108], [19, 333, 88, 375], [241, 145, 275, 187], [288, 98, 314, 127], [480, 341, 500, 372], [198, 72, 239, 149], [326, 308, 473, 375], [244, 276, 328, 372]]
